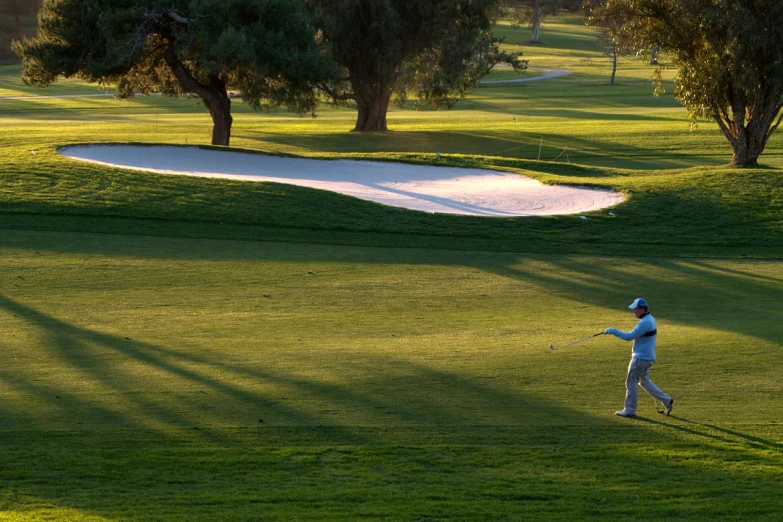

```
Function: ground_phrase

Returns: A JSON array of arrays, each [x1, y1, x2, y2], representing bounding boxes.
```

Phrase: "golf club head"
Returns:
[[549, 343, 555, 350]]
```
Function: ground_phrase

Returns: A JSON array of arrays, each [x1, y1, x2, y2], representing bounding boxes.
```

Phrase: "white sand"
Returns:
[[60, 145, 624, 217]]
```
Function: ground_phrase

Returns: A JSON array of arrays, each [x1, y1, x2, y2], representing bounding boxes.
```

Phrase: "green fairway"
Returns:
[[1, 13, 782, 521], [2, 231, 782, 519]]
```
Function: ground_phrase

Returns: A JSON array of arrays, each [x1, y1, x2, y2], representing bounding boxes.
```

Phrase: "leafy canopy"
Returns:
[[15, 0, 335, 113], [590, 0, 783, 165], [309, 0, 524, 130]]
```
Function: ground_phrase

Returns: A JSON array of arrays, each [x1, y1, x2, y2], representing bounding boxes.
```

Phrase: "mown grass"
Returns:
[[2, 231, 782, 520], [0, 63, 111, 98], [1, 62, 781, 257], [1, 13, 782, 521], [2, 143, 781, 257]]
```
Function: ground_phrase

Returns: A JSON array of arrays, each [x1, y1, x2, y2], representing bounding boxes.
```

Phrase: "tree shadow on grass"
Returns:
[[477, 254, 783, 345], [2, 291, 783, 519], [4, 231, 781, 343], [0, 293, 589, 434], [0, 295, 315, 434], [465, 99, 680, 122], [1, 275, 778, 432], [250, 128, 729, 170]]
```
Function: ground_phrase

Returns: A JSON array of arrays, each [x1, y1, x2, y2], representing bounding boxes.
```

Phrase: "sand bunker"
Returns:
[[60, 145, 624, 217]]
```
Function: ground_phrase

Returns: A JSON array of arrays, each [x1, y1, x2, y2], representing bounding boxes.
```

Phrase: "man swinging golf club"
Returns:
[[604, 298, 674, 417]]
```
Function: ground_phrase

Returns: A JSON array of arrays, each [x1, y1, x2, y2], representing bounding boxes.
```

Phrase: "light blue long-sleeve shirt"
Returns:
[[605, 313, 657, 361]]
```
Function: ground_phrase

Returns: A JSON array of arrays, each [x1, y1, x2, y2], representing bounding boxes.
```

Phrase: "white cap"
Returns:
[[629, 298, 648, 309]]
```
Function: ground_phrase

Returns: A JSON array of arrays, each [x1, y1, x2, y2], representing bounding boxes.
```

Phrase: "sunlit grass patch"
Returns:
[[1, 233, 782, 519]]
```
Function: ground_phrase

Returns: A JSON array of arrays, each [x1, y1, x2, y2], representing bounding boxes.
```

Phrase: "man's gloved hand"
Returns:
[[604, 327, 615, 335]]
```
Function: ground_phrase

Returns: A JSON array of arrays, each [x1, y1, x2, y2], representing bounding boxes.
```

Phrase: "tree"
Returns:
[[503, 0, 580, 44], [587, 1, 633, 85], [13, 0, 335, 146], [309, 0, 522, 132], [589, 0, 783, 166]]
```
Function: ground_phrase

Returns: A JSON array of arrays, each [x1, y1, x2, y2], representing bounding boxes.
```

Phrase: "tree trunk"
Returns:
[[610, 44, 617, 85], [730, 143, 755, 166], [715, 85, 783, 166], [530, 3, 544, 43], [727, 127, 765, 166], [202, 92, 233, 146], [353, 91, 391, 131], [650, 46, 659, 65], [163, 42, 233, 146]]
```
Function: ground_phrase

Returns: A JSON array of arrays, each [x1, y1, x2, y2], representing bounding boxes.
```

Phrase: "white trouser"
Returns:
[[625, 357, 671, 413]]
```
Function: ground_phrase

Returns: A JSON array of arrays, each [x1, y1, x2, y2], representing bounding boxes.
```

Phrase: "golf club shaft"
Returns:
[[552, 332, 604, 350]]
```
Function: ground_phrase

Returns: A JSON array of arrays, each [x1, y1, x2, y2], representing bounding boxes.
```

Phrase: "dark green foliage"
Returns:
[[310, 0, 521, 131], [590, 0, 783, 166], [13, 0, 335, 145]]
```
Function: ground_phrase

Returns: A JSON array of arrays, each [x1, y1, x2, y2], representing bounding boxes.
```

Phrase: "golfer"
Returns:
[[604, 298, 674, 417]]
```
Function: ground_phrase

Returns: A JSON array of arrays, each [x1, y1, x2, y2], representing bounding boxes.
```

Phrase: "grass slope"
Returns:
[[0, 17, 781, 258], [2, 146, 781, 257], [1, 13, 782, 521], [2, 231, 782, 520]]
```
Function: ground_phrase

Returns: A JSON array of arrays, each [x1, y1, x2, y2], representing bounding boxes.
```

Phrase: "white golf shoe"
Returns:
[[615, 410, 636, 417], [665, 398, 674, 416]]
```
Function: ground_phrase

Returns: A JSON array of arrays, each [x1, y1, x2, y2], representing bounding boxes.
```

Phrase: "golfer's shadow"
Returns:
[[632, 415, 783, 453]]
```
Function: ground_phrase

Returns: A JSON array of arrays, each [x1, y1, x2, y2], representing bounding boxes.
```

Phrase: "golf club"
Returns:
[[549, 332, 604, 351]]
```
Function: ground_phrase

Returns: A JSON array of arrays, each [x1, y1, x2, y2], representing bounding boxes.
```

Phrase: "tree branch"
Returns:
[[748, 84, 768, 130], [165, 9, 191, 24], [317, 82, 356, 103], [712, 106, 735, 144], [162, 41, 213, 100], [765, 102, 783, 139]]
